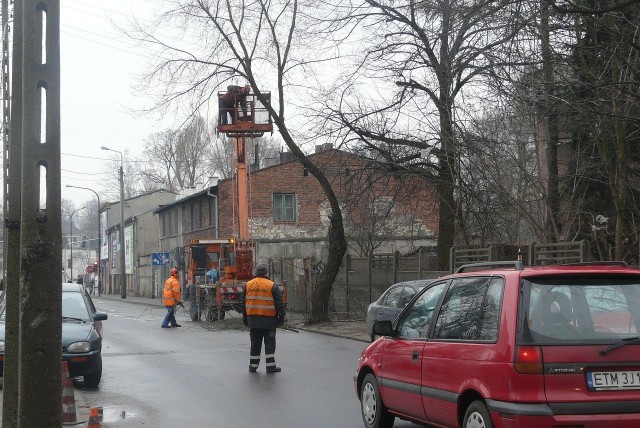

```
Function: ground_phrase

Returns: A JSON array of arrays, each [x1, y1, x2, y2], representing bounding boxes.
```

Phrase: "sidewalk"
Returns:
[[96, 293, 371, 342]]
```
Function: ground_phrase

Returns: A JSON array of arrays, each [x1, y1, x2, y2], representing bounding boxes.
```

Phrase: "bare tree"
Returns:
[[568, 1, 640, 260], [340, 164, 432, 256], [77, 197, 100, 249], [130, 0, 348, 321], [61, 198, 77, 247], [320, 0, 527, 270], [457, 109, 545, 247], [176, 115, 213, 189], [498, 1, 640, 260], [100, 150, 143, 202], [140, 129, 181, 191], [139, 115, 213, 191], [209, 133, 234, 179]]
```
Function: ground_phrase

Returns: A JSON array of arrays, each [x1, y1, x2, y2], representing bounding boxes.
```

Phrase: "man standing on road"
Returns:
[[161, 267, 182, 328], [243, 263, 285, 373]]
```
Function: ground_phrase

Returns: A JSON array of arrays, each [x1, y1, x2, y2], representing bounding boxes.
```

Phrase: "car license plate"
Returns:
[[586, 370, 640, 390]]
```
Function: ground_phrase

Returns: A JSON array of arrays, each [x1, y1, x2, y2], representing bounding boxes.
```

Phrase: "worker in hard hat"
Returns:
[[243, 263, 285, 373], [161, 267, 182, 328]]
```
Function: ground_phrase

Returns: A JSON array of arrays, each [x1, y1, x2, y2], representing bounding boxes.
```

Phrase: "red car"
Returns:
[[354, 261, 640, 428]]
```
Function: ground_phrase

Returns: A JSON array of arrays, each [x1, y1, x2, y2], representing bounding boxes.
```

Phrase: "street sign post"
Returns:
[[152, 252, 170, 266]]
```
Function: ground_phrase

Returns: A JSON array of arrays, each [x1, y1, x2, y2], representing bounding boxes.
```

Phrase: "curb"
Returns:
[[296, 326, 370, 343]]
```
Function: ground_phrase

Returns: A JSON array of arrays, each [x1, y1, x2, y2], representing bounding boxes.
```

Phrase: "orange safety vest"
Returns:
[[163, 276, 181, 307], [245, 277, 277, 317]]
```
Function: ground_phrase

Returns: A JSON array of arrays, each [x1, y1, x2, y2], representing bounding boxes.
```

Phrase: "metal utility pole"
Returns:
[[17, 1, 63, 426], [101, 146, 126, 298]]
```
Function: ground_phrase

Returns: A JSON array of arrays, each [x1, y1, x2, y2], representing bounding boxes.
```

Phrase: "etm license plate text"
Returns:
[[586, 371, 640, 390]]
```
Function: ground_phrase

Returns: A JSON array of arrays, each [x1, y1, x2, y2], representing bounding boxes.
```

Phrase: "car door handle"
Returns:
[[412, 350, 419, 362]]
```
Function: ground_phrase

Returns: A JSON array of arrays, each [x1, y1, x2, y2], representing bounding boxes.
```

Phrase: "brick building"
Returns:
[[154, 146, 438, 307]]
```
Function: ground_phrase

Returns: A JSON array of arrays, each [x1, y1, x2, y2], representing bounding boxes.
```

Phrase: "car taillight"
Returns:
[[515, 346, 543, 374]]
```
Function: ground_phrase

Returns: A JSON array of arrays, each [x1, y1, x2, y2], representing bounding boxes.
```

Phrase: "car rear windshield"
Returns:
[[518, 276, 640, 344]]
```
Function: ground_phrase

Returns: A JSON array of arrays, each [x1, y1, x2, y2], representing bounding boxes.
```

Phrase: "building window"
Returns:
[[273, 193, 296, 222]]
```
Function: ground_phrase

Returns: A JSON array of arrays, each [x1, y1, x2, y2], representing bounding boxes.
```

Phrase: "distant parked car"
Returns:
[[365, 280, 433, 342], [0, 283, 108, 387]]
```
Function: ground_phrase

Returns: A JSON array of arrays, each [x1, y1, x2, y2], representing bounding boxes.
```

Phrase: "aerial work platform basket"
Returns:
[[218, 88, 273, 138]]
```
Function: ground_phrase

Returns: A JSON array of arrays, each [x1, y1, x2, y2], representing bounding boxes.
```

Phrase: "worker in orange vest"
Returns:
[[243, 263, 285, 373], [161, 267, 182, 328]]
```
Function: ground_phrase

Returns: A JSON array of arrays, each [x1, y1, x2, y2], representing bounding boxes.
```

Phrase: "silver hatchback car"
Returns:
[[365, 279, 433, 341]]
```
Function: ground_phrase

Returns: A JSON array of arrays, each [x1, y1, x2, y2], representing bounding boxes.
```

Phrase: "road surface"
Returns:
[[70, 297, 423, 427]]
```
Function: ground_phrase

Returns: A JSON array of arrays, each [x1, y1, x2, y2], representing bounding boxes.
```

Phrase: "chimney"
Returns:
[[315, 143, 333, 153]]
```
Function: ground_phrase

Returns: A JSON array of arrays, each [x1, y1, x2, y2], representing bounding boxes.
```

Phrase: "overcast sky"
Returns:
[[60, 0, 160, 206]]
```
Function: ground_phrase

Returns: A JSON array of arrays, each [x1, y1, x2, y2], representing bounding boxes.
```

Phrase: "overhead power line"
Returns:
[[61, 168, 109, 176]]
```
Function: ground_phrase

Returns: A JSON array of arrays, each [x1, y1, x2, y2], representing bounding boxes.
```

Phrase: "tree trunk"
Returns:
[[541, 0, 560, 241], [311, 207, 348, 322], [274, 123, 348, 322]]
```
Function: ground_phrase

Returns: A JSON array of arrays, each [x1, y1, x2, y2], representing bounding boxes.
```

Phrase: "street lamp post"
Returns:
[[101, 146, 127, 299], [66, 185, 101, 295], [67, 207, 86, 282]]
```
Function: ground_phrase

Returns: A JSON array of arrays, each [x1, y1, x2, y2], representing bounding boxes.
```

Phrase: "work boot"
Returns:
[[172, 324, 182, 327], [161, 325, 170, 328], [266, 366, 282, 373]]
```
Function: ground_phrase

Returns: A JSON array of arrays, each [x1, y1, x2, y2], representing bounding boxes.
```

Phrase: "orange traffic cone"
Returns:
[[61, 361, 77, 424], [86, 407, 102, 427]]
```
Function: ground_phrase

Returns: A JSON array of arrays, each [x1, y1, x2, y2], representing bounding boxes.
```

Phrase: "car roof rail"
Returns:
[[560, 261, 629, 268], [455, 260, 525, 273]]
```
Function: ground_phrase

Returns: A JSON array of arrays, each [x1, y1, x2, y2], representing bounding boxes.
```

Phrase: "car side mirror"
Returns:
[[93, 312, 108, 321], [373, 320, 395, 337]]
